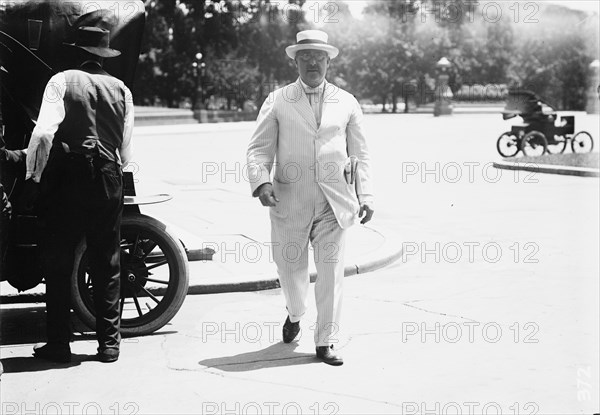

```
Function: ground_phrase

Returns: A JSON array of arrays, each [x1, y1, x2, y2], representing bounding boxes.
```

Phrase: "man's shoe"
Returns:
[[97, 348, 119, 363], [33, 343, 72, 363], [316, 345, 343, 366], [282, 316, 300, 343]]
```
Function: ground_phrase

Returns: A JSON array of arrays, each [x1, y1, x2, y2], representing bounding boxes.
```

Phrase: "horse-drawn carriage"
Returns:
[[1, 0, 192, 336], [496, 90, 594, 157]]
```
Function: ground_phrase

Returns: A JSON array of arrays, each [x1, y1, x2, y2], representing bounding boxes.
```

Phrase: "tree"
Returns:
[[507, 4, 594, 110], [236, 0, 306, 106], [134, 0, 306, 108], [340, 0, 424, 112], [132, 0, 597, 111], [134, 0, 242, 107]]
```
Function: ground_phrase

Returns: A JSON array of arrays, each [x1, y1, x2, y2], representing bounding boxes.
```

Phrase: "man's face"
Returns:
[[295, 49, 330, 87]]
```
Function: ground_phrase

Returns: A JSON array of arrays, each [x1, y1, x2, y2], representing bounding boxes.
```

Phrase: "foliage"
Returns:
[[506, 5, 594, 110], [132, 0, 598, 111]]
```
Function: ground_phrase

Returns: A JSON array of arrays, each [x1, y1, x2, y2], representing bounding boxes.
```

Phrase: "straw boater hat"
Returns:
[[64, 26, 121, 58], [285, 30, 339, 60]]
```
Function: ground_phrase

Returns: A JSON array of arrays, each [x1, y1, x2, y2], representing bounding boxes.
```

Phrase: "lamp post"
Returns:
[[192, 52, 205, 111], [433, 57, 453, 116]]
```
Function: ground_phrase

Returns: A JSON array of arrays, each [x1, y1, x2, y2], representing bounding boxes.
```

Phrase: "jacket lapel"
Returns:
[[318, 80, 333, 132], [292, 79, 318, 130]]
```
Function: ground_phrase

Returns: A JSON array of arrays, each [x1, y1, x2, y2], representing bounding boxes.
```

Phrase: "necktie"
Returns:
[[306, 88, 322, 127]]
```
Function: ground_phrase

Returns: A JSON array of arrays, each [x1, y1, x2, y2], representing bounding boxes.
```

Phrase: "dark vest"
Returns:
[[54, 62, 126, 163]]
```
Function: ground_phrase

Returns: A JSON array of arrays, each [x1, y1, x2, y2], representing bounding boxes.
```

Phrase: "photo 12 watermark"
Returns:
[[401, 401, 540, 415], [0, 1, 145, 24], [401, 162, 538, 184], [200, 161, 355, 185], [401, 321, 540, 344], [202, 240, 340, 265], [397, 1, 540, 24], [202, 401, 340, 415], [200, 321, 340, 345], [1, 401, 140, 415], [401, 241, 540, 264]]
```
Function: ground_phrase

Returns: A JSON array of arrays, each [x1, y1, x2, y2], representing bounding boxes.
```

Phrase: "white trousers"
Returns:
[[271, 189, 346, 347]]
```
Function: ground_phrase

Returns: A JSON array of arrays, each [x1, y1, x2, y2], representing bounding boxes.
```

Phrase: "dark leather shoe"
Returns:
[[33, 343, 71, 363], [282, 316, 300, 343], [97, 348, 119, 363], [316, 345, 343, 366]]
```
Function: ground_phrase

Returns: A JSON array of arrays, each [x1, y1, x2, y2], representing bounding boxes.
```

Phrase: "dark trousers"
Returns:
[[39, 146, 123, 350], [1, 184, 10, 280]]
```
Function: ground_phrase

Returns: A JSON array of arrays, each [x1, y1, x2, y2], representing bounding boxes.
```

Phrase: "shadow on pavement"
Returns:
[[1, 304, 178, 346], [0, 354, 95, 374], [198, 342, 318, 372], [0, 305, 47, 346], [0, 305, 91, 346]]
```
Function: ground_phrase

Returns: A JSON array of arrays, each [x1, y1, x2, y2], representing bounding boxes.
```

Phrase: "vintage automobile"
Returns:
[[1, 0, 194, 336], [496, 89, 594, 157]]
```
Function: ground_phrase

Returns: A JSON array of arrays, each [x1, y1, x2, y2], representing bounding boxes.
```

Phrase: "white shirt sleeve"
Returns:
[[119, 85, 135, 167], [25, 72, 67, 182]]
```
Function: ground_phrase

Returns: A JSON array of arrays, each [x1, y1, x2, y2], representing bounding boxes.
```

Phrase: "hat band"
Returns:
[[78, 40, 110, 48], [297, 39, 327, 45]]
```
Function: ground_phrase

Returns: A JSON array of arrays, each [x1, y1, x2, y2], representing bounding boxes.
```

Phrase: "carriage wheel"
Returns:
[[71, 214, 189, 337], [496, 132, 520, 157], [546, 135, 567, 154], [521, 131, 548, 157], [571, 131, 594, 153]]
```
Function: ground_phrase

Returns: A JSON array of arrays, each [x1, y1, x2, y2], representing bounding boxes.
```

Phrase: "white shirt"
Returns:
[[25, 67, 134, 182], [300, 78, 325, 126]]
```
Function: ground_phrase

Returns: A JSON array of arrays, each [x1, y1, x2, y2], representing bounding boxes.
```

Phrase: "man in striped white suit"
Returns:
[[247, 30, 374, 365]]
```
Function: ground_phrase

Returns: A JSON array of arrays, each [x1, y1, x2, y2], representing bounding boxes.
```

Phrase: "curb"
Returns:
[[0, 233, 404, 303], [493, 160, 600, 177], [133, 122, 255, 136], [178, 233, 404, 295]]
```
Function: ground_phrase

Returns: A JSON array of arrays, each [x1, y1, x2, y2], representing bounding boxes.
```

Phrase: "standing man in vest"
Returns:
[[25, 27, 134, 363], [247, 30, 374, 365]]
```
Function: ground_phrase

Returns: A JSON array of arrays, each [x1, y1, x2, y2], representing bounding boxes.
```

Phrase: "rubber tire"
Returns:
[[496, 132, 520, 157], [546, 136, 567, 154], [571, 131, 594, 153], [521, 130, 548, 157], [71, 214, 189, 337]]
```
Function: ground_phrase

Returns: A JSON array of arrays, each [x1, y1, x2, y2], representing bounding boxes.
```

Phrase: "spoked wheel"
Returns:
[[71, 214, 189, 336], [521, 130, 548, 157], [496, 132, 520, 157], [546, 135, 567, 154], [571, 131, 594, 153]]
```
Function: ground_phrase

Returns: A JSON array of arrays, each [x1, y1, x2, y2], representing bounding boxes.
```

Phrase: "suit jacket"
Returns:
[[247, 79, 373, 229]]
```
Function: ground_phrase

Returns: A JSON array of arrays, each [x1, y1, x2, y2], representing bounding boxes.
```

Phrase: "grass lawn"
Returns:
[[507, 152, 599, 169]]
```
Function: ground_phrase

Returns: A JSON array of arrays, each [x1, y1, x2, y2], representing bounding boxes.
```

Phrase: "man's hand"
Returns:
[[1, 148, 27, 163], [358, 202, 374, 224], [1, 184, 12, 218], [257, 183, 279, 207]]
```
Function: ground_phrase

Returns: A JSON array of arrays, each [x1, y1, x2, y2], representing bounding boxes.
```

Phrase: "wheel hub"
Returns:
[[121, 252, 149, 295]]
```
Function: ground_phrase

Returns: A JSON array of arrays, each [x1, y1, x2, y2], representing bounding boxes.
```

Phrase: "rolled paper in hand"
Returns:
[[344, 161, 352, 184]]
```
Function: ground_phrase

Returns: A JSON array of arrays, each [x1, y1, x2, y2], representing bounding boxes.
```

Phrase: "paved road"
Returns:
[[1, 113, 599, 413]]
